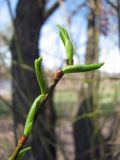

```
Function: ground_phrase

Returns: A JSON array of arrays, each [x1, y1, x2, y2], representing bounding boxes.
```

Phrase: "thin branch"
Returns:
[[9, 71, 63, 160], [0, 94, 12, 108], [12, 60, 34, 73], [57, 0, 70, 26], [87, 0, 96, 10], [44, 0, 68, 20], [107, 0, 118, 10], [34, 75, 63, 122], [5, 0, 15, 27], [70, 2, 86, 17], [44, 1, 59, 20], [5, 0, 23, 63]]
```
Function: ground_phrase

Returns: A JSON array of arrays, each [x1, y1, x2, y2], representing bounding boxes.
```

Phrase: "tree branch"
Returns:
[[107, 0, 118, 10], [0, 94, 12, 108], [70, 2, 86, 17], [44, 1, 59, 20], [9, 69, 63, 160]]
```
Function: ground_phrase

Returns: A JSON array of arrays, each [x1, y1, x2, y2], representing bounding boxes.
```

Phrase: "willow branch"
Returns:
[[9, 70, 63, 160]]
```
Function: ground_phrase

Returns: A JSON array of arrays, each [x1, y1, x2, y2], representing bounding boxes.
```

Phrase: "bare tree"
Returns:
[[108, 0, 120, 49], [73, 1, 111, 160]]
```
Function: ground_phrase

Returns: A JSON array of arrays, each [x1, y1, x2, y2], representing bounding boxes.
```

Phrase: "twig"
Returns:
[[9, 72, 63, 160], [9, 25, 104, 159], [107, 0, 118, 10], [0, 94, 12, 108]]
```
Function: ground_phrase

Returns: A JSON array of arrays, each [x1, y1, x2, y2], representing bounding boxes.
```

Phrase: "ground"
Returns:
[[0, 114, 15, 159], [0, 114, 75, 160], [0, 75, 120, 159]]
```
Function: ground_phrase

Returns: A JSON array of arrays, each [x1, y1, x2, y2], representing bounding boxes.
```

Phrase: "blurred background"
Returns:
[[0, 0, 120, 160]]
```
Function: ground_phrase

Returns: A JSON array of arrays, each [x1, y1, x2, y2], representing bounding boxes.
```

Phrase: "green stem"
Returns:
[[9, 143, 22, 160]]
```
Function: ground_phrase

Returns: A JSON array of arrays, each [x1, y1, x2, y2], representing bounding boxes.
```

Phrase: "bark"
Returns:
[[73, 2, 111, 160], [10, 0, 56, 159]]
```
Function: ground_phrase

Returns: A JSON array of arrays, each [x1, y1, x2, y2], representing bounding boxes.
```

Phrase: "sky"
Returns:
[[0, 0, 120, 74]]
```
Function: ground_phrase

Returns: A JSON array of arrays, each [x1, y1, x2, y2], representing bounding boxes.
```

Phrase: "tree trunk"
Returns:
[[10, 0, 56, 159], [73, 2, 111, 160]]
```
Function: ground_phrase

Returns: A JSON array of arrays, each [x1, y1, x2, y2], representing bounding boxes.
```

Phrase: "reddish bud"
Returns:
[[19, 135, 28, 145], [53, 69, 63, 80]]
